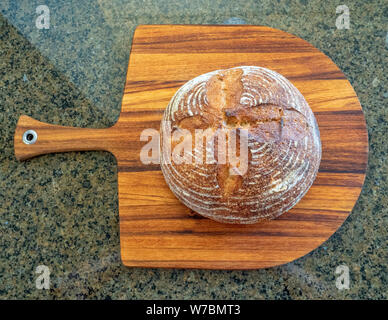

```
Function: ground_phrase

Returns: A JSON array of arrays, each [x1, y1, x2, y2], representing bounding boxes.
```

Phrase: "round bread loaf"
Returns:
[[160, 66, 321, 224]]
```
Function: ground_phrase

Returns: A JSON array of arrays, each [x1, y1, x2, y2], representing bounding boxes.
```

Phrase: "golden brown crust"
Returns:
[[160, 66, 321, 224]]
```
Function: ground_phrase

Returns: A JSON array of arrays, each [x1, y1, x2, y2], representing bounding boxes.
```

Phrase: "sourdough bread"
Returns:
[[160, 66, 321, 224]]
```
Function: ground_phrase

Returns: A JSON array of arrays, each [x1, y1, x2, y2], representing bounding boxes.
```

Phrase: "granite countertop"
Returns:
[[0, 0, 387, 299]]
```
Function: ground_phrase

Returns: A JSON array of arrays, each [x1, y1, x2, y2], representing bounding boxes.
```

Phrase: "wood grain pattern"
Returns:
[[14, 25, 368, 269]]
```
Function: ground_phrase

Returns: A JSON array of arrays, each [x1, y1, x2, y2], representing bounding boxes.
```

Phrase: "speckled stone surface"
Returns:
[[0, 0, 387, 299]]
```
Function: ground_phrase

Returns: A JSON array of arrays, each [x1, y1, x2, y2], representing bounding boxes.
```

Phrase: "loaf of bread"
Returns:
[[160, 66, 321, 224]]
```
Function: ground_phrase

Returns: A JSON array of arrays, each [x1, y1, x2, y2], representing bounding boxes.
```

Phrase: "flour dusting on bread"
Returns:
[[161, 66, 321, 224]]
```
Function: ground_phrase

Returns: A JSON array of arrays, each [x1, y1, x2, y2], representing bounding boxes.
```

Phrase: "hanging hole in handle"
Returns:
[[23, 130, 38, 145]]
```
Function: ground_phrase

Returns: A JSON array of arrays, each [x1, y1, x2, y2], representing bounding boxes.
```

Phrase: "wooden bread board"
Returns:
[[14, 25, 368, 269]]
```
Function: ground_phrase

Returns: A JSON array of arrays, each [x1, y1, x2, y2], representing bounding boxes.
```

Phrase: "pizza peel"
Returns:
[[14, 25, 368, 269]]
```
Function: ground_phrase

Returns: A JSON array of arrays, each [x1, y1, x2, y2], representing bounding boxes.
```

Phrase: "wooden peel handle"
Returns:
[[14, 115, 115, 161]]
